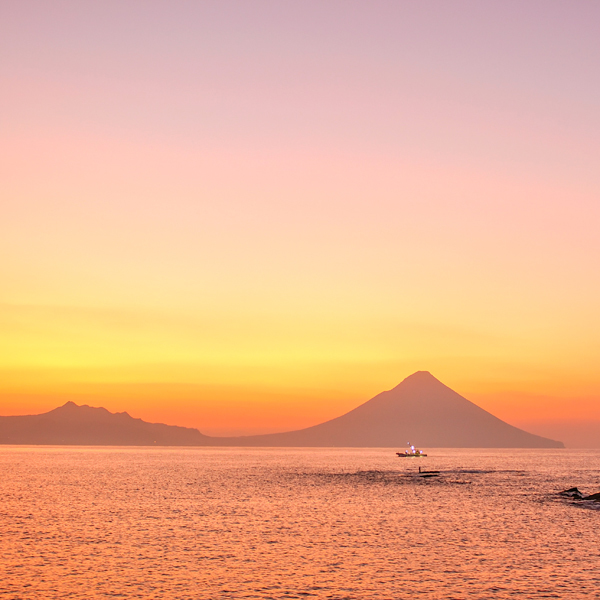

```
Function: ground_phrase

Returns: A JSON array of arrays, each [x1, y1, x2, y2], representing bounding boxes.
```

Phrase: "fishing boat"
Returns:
[[396, 443, 427, 457]]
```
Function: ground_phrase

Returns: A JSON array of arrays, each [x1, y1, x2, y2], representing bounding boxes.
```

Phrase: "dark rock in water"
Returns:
[[418, 467, 440, 474], [583, 492, 600, 501], [559, 487, 584, 500]]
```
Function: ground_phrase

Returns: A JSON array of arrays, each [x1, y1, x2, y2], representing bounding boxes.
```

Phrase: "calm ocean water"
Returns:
[[1, 447, 598, 599]]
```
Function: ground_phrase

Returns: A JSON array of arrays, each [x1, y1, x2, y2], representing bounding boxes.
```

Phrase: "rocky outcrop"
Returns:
[[559, 487, 585, 499], [583, 492, 600, 501], [558, 487, 600, 501]]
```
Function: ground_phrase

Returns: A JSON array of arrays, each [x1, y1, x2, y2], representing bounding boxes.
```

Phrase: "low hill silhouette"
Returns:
[[0, 372, 563, 447], [0, 401, 207, 446]]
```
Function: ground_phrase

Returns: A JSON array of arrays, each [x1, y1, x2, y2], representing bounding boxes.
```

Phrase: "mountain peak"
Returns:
[[391, 370, 443, 391], [228, 371, 564, 448], [56, 401, 81, 412], [0, 401, 208, 445], [405, 370, 435, 380], [0, 373, 564, 448]]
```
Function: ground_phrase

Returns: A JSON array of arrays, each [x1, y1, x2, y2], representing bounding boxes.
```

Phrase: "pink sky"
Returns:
[[1, 1, 599, 445]]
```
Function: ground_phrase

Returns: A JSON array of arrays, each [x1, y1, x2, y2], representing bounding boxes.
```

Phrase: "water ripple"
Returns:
[[0, 447, 598, 599]]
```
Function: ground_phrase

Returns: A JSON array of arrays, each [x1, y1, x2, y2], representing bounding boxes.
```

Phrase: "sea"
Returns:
[[1, 447, 598, 600]]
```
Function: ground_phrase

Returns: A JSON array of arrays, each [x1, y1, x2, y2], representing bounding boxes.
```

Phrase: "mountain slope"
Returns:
[[0, 372, 564, 447], [212, 371, 563, 447], [0, 401, 208, 445]]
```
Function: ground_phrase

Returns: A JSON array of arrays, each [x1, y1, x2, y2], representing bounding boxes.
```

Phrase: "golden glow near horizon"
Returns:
[[1, 2, 599, 436]]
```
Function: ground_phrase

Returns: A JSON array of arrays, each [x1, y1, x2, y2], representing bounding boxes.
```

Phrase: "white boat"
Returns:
[[396, 443, 427, 457]]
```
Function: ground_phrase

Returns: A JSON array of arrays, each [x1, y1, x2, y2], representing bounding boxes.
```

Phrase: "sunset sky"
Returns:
[[1, 1, 599, 443]]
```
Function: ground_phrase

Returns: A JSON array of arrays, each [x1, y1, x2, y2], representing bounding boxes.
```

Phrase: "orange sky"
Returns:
[[1, 1, 599, 438]]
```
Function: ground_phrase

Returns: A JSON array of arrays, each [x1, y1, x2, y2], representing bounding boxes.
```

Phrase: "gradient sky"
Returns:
[[1, 1, 599, 442]]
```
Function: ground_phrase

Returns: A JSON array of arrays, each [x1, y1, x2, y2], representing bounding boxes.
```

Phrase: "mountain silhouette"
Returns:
[[0, 401, 207, 446], [0, 372, 563, 447], [210, 371, 563, 447]]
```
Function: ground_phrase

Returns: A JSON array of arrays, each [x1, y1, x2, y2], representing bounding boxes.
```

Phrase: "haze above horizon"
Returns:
[[1, 1, 599, 445]]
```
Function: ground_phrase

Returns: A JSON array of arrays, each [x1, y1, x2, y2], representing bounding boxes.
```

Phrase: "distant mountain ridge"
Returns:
[[0, 401, 208, 446], [0, 372, 563, 447]]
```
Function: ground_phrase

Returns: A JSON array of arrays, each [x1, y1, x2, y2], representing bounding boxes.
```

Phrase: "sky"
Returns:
[[1, 1, 599, 445]]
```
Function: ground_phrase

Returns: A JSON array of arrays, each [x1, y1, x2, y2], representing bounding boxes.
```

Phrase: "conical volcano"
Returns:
[[0, 372, 564, 447], [214, 371, 563, 447]]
